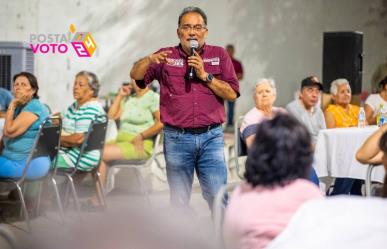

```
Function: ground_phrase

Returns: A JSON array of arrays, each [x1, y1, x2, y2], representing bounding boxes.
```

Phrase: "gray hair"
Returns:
[[255, 78, 277, 96], [178, 7, 207, 26], [76, 71, 100, 97], [330, 78, 350, 95]]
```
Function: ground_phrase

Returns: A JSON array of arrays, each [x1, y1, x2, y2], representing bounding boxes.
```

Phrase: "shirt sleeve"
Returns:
[[149, 92, 160, 113], [219, 48, 240, 97], [143, 49, 165, 86], [365, 94, 376, 111], [23, 99, 44, 119]]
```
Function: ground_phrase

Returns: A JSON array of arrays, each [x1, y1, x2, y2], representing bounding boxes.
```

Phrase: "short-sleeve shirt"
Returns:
[[240, 107, 285, 140], [365, 94, 387, 117], [138, 43, 240, 128], [2, 98, 49, 160], [325, 104, 360, 128], [0, 88, 13, 111], [119, 90, 160, 135], [286, 100, 326, 145], [59, 100, 105, 171]]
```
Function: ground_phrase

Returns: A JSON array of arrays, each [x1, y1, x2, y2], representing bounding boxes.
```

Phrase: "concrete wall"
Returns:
[[1, 0, 386, 116]]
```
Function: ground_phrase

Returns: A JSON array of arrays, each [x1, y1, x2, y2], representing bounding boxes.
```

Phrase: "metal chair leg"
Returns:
[[65, 174, 81, 215], [51, 177, 64, 221], [95, 171, 107, 209], [35, 181, 43, 217], [15, 184, 31, 232], [365, 165, 374, 197], [134, 169, 150, 204]]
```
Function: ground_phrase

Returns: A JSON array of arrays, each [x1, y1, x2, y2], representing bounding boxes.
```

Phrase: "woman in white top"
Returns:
[[365, 75, 387, 125]]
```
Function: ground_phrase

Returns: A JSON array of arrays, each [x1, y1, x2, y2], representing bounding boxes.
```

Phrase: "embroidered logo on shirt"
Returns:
[[203, 57, 220, 65], [166, 58, 184, 67]]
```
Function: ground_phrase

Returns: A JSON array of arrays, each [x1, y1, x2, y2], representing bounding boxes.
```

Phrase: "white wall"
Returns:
[[1, 0, 386, 116]]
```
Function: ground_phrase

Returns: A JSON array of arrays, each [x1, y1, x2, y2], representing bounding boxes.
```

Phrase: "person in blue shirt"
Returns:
[[0, 87, 13, 118], [0, 72, 49, 179]]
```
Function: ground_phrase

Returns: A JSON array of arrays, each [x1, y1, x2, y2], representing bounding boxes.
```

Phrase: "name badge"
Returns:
[[203, 57, 220, 65], [166, 58, 184, 67]]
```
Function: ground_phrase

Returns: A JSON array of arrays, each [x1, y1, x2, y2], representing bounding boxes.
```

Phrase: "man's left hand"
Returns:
[[188, 51, 207, 81]]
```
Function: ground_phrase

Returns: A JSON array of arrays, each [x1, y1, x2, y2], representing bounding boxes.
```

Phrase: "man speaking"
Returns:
[[130, 6, 240, 210]]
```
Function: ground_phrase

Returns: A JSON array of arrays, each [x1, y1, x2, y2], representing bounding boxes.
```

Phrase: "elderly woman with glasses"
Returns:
[[240, 78, 285, 148], [324, 78, 360, 128], [56, 71, 105, 171]]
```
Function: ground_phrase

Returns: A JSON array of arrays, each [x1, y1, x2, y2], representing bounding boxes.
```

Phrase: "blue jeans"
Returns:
[[309, 167, 320, 186], [163, 125, 227, 209]]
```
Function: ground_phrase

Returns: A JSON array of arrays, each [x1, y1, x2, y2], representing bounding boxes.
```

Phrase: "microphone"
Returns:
[[188, 39, 199, 80]]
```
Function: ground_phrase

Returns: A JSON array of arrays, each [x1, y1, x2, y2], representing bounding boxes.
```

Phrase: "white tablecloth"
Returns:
[[314, 126, 385, 183]]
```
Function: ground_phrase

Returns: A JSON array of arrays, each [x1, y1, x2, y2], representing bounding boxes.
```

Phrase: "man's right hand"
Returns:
[[148, 50, 172, 64]]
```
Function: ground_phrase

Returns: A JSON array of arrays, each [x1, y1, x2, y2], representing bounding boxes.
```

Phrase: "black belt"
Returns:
[[165, 124, 221, 134]]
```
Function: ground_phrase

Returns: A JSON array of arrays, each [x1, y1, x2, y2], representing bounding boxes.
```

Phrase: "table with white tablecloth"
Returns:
[[314, 126, 385, 183]]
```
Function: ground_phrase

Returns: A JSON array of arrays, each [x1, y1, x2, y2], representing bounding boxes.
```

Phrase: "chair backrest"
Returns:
[[21, 116, 62, 181], [234, 116, 247, 157], [73, 115, 108, 171], [81, 115, 108, 153], [230, 116, 246, 179]]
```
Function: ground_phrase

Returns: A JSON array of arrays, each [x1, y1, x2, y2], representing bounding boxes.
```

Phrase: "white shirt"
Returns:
[[365, 93, 387, 117], [266, 197, 387, 249]]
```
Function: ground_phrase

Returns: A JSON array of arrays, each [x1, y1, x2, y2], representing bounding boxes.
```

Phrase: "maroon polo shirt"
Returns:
[[138, 44, 240, 128]]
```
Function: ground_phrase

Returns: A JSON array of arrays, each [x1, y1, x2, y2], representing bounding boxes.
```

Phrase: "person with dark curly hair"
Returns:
[[223, 113, 323, 249]]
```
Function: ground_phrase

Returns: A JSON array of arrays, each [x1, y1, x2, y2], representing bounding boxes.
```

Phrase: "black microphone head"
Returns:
[[190, 39, 199, 49]]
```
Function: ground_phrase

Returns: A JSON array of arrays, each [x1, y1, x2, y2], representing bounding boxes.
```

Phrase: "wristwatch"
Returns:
[[206, 73, 214, 83]]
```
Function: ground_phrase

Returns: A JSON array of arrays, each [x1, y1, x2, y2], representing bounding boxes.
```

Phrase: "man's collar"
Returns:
[[178, 43, 207, 58], [297, 99, 316, 114]]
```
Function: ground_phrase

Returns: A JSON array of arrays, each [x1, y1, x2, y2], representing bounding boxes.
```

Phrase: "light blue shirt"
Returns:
[[2, 99, 49, 160]]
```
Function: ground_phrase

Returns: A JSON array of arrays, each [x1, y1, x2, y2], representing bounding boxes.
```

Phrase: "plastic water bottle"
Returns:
[[358, 107, 366, 128], [379, 104, 387, 126]]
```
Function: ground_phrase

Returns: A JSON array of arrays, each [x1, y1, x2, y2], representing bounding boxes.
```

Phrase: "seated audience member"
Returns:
[[0, 87, 13, 118], [324, 78, 362, 195], [286, 75, 325, 185], [87, 79, 162, 208], [365, 75, 387, 125], [324, 78, 360, 128], [57, 71, 105, 171], [223, 114, 323, 249], [0, 72, 50, 179], [240, 78, 284, 148], [356, 124, 387, 197], [286, 76, 325, 144]]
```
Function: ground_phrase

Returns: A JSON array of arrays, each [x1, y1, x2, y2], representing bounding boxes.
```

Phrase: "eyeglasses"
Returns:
[[179, 24, 207, 32]]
